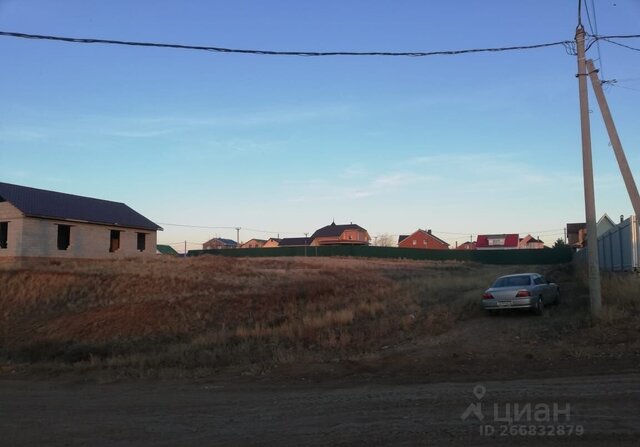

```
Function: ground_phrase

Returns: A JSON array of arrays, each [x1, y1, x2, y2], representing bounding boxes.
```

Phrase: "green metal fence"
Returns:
[[188, 245, 573, 265]]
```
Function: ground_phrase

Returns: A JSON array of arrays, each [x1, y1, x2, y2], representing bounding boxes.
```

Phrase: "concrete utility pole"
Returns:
[[235, 227, 241, 247], [576, 25, 602, 317], [586, 59, 640, 219]]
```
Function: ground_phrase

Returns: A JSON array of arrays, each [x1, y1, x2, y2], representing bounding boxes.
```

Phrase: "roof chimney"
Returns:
[[427, 229, 432, 234], [620, 214, 624, 223]]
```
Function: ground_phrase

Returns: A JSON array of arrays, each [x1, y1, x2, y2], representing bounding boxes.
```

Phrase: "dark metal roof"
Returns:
[[0, 182, 162, 231], [398, 235, 409, 243], [278, 237, 310, 246], [311, 222, 367, 239]]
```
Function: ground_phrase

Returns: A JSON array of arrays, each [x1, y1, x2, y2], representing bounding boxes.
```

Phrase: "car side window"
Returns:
[[533, 277, 543, 285]]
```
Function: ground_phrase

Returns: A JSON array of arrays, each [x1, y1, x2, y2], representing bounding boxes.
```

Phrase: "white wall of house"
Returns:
[[0, 202, 24, 257], [0, 202, 157, 259]]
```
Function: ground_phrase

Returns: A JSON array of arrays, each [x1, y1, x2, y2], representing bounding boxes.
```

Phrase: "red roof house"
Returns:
[[476, 234, 519, 250], [518, 234, 545, 249], [456, 241, 477, 250], [398, 229, 449, 250]]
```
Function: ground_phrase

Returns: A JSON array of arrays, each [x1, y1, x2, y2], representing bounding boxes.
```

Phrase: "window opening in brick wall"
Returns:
[[109, 230, 121, 252], [137, 232, 146, 252], [0, 222, 8, 249], [57, 224, 71, 250]]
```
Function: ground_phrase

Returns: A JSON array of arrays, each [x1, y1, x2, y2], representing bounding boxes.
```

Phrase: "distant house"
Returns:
[[566, 214, 619, 249], [566, 223, 587, 248], [0, 181, 161, 259], [156, 244, 179, 256], [398, 229, 449, 250], [202, 237, 237, 250], [310, 222, 370, 246], [456, 241, 476, 250], [278, 237, 310, 246], [597, 213, 616, 237], [240, 238, 267, 249], [518, 234, 545, 249], [262, 238, 282, 248], [476, 234, 519, 250]]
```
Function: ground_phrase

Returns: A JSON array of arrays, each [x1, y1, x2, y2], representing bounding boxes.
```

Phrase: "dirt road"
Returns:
[[1, 373, 639, 446]]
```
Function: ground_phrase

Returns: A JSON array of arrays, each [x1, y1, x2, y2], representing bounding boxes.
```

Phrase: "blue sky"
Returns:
[[1, 1, 640, 249]]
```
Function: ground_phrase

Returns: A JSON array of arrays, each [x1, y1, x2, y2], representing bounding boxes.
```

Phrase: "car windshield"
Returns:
[[492, 275, 532, 288]]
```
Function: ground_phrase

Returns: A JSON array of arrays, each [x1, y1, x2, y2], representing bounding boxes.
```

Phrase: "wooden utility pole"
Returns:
[[576, 25, 602, 317], [586, 59, 640, 219]]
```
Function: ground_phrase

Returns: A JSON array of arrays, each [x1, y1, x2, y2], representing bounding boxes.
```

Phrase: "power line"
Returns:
[[601, 38, 640, 52], [158, 222, 237, 230], [595, 33, 640, 40], [584, 0, 605, 81], [242, 227, 292, 235], [612, 76, 640, 82], [158, 221, 302, 236], [583, 0, 595, 36], [611, 83, 640, 93], [0, 30, 576, 58], [583, 33, 640, 52]]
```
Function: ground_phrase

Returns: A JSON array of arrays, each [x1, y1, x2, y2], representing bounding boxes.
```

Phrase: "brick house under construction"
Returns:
[[0, 182, 161, 259]]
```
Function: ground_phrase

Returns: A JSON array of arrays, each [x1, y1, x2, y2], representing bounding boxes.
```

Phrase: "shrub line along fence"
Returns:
[[187, 245, 573, 265]]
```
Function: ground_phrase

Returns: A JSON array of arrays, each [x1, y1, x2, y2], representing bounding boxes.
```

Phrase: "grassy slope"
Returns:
[[0, 256, 638, 379]]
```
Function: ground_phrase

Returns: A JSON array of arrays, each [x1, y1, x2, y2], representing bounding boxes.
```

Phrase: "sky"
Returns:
[[1, 0, 640, 250]]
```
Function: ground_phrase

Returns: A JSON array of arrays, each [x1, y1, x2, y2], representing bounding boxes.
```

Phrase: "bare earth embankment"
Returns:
[[1, 256, 639, 445]]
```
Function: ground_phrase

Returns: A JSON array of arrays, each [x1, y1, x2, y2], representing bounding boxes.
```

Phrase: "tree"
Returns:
[[373, 233, 396, 247], [553, 238, 568, 249]]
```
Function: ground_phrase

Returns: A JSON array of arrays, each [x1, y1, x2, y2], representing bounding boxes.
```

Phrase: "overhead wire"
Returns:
[[611, 83, 640, 93], [601, 37, 640, 52], [158, 221, 302, 236], [158, 222, 238, 230], [0, 30, 576, 58], [3, 30, 638, 60], [584, 0, 605, 81]]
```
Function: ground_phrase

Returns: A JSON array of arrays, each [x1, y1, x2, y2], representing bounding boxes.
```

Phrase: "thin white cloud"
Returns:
[[285, 169, 437, 203], [399, 152, 518, 167], [340, 165, 367, 179], [373, 172, 435, 187], [0, 128, 46, 141], [115, 104, 357, 131], [102, 129, 176, 138]]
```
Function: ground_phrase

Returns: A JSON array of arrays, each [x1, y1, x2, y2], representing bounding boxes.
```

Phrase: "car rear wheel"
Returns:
[[532, 297, 544, 316]]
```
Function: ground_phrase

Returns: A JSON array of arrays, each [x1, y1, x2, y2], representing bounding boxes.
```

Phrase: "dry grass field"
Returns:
[[0, 255, 638, 380]]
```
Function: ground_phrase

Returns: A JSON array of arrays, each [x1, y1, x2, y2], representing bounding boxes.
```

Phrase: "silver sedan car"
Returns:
[[482, 273, 559, 315]]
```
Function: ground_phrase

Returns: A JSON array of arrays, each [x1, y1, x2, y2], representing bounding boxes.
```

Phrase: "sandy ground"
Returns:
[[1, 372, 639, 447]]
